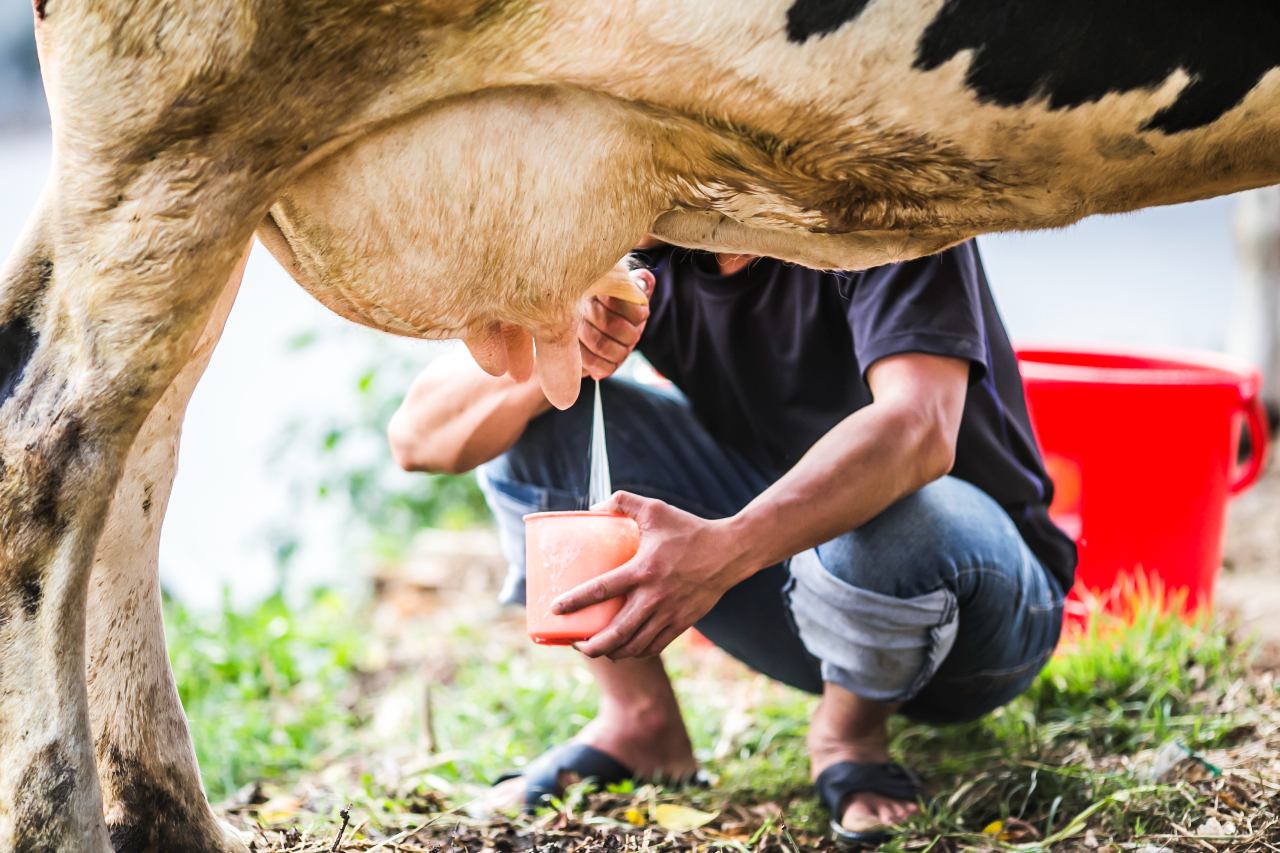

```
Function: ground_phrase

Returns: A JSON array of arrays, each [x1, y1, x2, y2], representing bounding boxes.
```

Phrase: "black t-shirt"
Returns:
[[634, 242, 1077, 590]]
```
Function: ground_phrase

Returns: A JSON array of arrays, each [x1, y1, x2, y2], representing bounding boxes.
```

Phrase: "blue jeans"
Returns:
[[479, 378, 1064, 724]]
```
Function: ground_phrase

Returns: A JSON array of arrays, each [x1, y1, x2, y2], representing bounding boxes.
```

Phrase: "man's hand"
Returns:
[[551, 491, 746, 660], [579, 269, 655, 380]]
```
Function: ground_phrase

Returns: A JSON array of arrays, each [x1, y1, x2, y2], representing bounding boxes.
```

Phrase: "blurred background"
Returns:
[[0, 15, 1269, 610]]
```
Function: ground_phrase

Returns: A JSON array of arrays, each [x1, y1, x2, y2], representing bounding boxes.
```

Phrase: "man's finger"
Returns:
[[552, 562, 641, 614], [580, 318, 631, 363], [632, 268, 656, 297], [581, 346, 619, 381], [641, 625, 685, 659], [593, 294, 650, 329], [575, 599, 651, 658], [591, 490, 651, 521], [587, 297, 647, 339], [613, 615, 667, 660]]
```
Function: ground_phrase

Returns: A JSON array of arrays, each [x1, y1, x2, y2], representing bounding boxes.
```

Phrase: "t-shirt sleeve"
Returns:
[[843, 241, 989, 383]]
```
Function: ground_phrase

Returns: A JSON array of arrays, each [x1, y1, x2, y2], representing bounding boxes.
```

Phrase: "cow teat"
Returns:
[[502, 324, 535, 383], [463, 322, 509, 377], [463, 264, 650, 409], [463, 322, 535, 382], [536, 267, 650, 408], [534, 329, 583, 410]]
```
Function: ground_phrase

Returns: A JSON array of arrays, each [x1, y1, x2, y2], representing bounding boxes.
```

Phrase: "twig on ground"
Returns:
[[422, 683, 437, 755], [330, 806, 352, 852]]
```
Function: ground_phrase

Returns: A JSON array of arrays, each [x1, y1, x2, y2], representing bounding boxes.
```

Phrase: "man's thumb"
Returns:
[[592, 490, 645, 519], [631, 268, 656, 299]]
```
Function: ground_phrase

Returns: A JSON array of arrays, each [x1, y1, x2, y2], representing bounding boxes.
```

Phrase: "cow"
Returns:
[[1, 1, 1277, 849]]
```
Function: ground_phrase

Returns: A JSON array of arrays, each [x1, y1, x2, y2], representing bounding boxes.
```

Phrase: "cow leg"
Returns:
[[1230, 186, 1280, 429], [85, 250, 249, 853], [0, 171, 261, 850], [0, 198, 113, 852]]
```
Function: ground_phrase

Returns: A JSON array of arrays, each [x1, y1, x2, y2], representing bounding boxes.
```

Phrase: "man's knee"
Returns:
[[784, 478, 1022, 702], [787, 547, 959, 702], [809, 477, 1021, 598]]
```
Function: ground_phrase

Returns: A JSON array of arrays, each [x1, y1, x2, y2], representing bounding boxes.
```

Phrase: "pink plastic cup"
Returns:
[[524, 511, 639, 645]]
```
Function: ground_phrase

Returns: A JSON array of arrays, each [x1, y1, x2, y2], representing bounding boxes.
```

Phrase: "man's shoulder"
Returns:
[[852, 241, 985, 296]]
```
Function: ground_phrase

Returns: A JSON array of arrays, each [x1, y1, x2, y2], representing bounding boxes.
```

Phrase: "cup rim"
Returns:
[[522, 510, 630, 522]]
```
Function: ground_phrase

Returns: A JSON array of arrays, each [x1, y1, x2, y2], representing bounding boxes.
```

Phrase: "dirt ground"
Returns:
[[1220, 453, 1280, 657]]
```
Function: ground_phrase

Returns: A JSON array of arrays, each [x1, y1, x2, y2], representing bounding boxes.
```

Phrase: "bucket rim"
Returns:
[[1015, 342, 1262, 391]]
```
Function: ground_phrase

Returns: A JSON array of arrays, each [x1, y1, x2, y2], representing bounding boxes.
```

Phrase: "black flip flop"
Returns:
[[815, 761, 926, 847], [495, 743, 638, 812], [496, 742, 710, 812]]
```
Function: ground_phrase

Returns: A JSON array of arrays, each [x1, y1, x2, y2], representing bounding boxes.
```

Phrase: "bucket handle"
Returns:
[[1230, 392, 1271, 496]]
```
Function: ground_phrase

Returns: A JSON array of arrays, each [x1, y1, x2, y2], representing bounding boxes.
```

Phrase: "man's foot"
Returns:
[[479, 652, 698, 814], [807, 689, 920, 836], [482, 701, 699, 813]]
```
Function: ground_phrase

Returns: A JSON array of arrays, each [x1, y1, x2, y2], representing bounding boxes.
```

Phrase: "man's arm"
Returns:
[[387, 352, 552, 474], [554, 352, 970, 659], [728, 352, 968, 571]]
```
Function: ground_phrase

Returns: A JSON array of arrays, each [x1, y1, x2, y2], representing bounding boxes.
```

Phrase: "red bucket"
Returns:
[[1017, 346, 1270, 628]]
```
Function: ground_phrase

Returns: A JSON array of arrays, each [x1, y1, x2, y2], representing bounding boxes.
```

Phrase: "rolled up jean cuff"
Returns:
[[786, 548, 959, 703]]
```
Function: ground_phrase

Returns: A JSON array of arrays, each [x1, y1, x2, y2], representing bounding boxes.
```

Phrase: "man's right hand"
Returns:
[[579, 268, 656, 380]]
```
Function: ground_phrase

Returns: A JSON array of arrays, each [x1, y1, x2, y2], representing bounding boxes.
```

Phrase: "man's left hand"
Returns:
[[550, 492, 747, 660]]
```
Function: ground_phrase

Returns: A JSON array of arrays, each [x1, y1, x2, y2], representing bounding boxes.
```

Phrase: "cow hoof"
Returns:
[[104, 816, 251, 853], [216, 817, 253, 853]]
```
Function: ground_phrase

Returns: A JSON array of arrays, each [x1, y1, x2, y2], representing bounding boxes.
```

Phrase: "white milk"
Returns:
[[588, 379, 612, 506]]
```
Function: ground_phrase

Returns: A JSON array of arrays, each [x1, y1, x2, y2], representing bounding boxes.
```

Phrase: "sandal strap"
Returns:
[[815, 761, 924, 818], [519, 743, 635, 810]]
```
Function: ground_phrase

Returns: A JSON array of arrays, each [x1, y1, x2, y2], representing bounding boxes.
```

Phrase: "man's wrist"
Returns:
[[714, 511, 773, 585]]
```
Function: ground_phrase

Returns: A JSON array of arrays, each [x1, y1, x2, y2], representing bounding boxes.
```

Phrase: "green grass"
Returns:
[[165, 588, 371, 800], [879, 606, 1260, 849], [167, 588, 1275, 850]]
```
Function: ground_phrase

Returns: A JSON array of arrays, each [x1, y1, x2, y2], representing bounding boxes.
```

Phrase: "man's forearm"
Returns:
[[437, 376, 551, 472], [388, 353, 551, 474], [723, 402, 954, 582]]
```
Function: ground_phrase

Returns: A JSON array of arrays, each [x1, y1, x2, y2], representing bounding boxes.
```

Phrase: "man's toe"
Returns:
[[483, 769, 581, 815], [478, 776, 526, 815], [841, 797, 884, 830], [873, 797, 901, 824], [840, 793, 917, 831], [886, 799, 916, 822]]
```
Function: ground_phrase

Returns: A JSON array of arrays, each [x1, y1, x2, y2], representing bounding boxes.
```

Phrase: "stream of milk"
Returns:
[[588, 379, 611, 507]]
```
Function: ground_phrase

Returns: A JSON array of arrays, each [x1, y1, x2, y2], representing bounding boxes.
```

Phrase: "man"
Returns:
[[388, 242, 1074, 843]]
